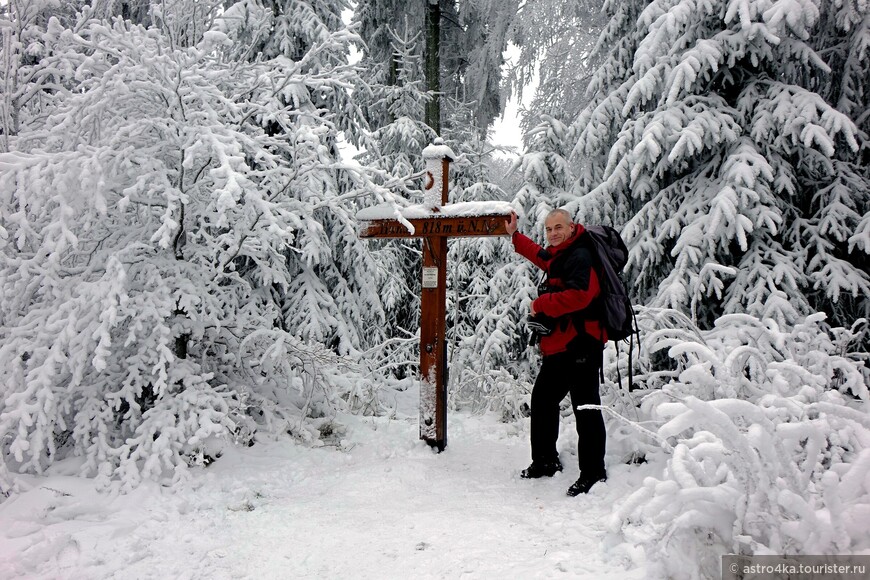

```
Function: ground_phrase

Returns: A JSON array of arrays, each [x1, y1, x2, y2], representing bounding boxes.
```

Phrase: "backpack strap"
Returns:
[[615, 341, 622, 390], [615, 312, 641, 392], [628, 307, 641, 391]]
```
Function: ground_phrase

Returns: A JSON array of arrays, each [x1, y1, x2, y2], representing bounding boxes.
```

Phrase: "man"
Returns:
[[505, 208, 607, 496]]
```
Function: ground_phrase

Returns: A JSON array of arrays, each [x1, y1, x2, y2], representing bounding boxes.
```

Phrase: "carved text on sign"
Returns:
[[360, 216, 509, 239]]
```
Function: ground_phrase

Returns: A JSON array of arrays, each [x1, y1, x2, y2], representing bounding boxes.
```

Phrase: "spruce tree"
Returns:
[[573, 0, 869, 329]]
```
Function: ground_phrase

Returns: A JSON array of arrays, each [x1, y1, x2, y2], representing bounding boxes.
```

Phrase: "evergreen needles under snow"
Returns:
[[0, 2, 382, 491], [572, 0, 869, 330], [607, 310, 869, 578]]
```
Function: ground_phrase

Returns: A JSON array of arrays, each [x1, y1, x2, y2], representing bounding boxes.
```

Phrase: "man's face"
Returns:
[[545, 213, 574, 247]]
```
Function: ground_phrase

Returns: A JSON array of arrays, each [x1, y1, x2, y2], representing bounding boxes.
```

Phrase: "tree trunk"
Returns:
[[425, 0, 440, 134]]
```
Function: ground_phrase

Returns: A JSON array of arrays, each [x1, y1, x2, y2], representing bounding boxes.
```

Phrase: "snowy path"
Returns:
[[1, 413, 648, 579]]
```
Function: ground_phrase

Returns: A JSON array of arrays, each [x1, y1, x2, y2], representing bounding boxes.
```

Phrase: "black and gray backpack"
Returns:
[[581, 225, 640, 390], [582, 225, 635, 342]]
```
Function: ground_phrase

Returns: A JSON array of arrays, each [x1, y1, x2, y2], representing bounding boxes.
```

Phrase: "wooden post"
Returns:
[[419, 138, 450, 449], [358, 139, 512, 450], [419, 234, 448, 448]]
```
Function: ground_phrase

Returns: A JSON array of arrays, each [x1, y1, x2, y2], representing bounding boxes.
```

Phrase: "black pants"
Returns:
[[530, 346, 606, 476]]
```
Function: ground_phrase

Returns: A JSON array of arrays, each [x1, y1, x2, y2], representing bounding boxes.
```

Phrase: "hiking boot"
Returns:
[[567, 472, 607, 496], [520, 460, 563, 479]]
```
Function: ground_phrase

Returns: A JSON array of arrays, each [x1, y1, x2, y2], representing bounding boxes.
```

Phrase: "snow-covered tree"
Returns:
[[357, 24, 435, 171], [506, 0, 607, 145], [0, 2, 384, 491], [352, 0, 425, 126], [607, 311, 869, 578], [447, 0, 517, 136], [0, 0, 86, 148], [556, 1, 870, 568], [354, 0, 514, 137], [212, 0, 384, 357], [572, 0, 869, 330]]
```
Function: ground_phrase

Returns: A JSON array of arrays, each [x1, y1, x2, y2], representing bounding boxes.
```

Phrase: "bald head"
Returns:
[[546, 208, 572, 223]]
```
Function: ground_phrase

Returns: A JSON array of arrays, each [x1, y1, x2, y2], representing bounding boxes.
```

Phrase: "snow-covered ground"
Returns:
[[0, 405, 654, 579]]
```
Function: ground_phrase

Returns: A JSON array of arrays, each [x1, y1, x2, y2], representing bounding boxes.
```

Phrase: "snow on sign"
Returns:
[[357, 139, 512, 450]]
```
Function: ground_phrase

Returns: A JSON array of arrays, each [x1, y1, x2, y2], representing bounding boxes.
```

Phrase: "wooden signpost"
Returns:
[[358, 139, 512, 450]]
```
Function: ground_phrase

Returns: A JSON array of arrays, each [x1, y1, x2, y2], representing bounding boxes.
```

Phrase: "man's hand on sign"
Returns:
[[505, 211, 518, 236]]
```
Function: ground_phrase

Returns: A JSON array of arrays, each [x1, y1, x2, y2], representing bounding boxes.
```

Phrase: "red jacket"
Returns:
[[512, 225, 606, 355]]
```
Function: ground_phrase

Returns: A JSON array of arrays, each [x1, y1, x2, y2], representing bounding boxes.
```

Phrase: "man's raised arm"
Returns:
[[506, 211, 548, 270]]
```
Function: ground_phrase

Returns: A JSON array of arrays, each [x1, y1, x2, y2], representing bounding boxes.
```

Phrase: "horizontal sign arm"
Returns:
[[360, 214, 512, 239]]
